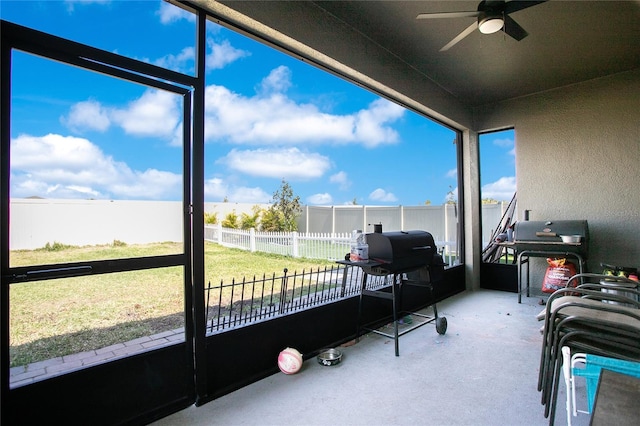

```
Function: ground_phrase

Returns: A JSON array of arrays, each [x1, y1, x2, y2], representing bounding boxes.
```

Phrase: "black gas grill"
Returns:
[[364, 230, 437, 276], [338, 229, 447, 356]]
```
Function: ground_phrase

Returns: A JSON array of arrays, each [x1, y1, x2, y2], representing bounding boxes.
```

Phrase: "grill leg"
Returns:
[[392, 274, 399, 356], [356, 271, 368, 343], [430, 283, 438, 319]]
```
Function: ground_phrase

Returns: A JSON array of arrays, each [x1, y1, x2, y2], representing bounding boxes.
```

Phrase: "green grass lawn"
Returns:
[[9, 241, 333, 367]]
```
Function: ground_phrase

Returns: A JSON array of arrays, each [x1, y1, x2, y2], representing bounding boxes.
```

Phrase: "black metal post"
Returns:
[[191, 10, 208, 405], [279, 268, 289, 314]]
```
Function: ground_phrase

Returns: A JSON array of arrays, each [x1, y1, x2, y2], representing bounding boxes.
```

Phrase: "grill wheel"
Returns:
[[436, 317, 447, 335]]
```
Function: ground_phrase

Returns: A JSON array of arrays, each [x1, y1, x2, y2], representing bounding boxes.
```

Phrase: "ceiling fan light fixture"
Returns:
[[478, 16, 504, 34]]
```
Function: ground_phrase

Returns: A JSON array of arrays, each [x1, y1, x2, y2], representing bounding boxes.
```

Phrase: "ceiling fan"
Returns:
[[416, 1, 548, 51]]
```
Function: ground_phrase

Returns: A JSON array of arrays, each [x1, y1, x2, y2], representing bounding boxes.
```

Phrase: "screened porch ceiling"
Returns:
[[181, 0, 640, 113]]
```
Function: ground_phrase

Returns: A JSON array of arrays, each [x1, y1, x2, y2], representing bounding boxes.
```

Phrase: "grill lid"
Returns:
[[366, 230, 436, 274], [513, 220, 589, 256]]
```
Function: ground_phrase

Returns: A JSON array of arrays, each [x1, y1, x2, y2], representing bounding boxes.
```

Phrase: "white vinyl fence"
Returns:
[[204, 224, 458, 265], [298, 203, 510, 248], [10, 198, 509, 258]]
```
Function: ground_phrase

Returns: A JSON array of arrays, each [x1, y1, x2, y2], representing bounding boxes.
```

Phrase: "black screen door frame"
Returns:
[[1, 18, 208, 420]]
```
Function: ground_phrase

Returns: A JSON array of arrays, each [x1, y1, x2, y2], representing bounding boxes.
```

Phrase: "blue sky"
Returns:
[[2, 0, 515, 206]]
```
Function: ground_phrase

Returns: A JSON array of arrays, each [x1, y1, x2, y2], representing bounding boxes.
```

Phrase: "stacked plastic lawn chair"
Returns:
[[536, 273, 640, 425], [561, 346, 640, 425]]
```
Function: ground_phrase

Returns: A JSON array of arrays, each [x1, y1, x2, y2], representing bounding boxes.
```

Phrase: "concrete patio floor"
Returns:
[[152, 289, 590, 426]]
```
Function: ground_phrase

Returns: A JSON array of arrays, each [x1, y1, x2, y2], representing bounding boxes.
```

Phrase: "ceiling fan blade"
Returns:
[[503, 15, 528, 41], [440, 22, 477, 52], [416, 11, 480, 20], [503, 0, 548, 15]]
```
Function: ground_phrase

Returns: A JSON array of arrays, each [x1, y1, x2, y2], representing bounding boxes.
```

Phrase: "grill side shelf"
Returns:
[[506, 241, 582, 246], [336, 259, 385, 267]]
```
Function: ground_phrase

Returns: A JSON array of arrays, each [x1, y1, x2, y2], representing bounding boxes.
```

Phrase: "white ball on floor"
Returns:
[[278, 347, 303, 374]]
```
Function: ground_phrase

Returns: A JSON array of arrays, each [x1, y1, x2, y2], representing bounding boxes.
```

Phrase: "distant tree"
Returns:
[[446, 185, 457, 204], [351, 197, 358, 205], [240, 205, 262, 230], [424, 200, 431, 206], [223, 196, 228, 203], [270, 179, 302, 232], [222, 211, 239, 229], [446, 185, 458, 218]]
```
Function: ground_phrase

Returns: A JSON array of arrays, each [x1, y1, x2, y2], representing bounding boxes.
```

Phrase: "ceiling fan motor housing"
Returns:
[[478, 14, 504, 34], [477, 1, 505, 34]]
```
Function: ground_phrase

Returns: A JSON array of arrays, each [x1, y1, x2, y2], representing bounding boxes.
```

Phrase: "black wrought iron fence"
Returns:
[[205, 264, 393, 334]]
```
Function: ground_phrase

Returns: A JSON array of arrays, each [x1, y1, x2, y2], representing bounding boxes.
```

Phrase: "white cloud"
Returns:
[[207, 38, 250, 70], [307, 193, 333, 205], [60, 99, 111, 133], [204, 177, 228, 200], [128, 30, 246, 77], [353, 98, 404, 148], [65, 185, 102, 198], [229, 186, 271, 203], [219, 148, 332, 179], [169, 122, 185, 147], [158, 1, 195, 24], [329, 171, 351, 190], [446, 168, 457, 179], [203, 85, 352, 144], [481, 176, 516, 201], [12, 133, 113, 173], [493, 137, 514, 148], [62, 90, 181, 140], [494, 137, 516, 158], [109, 169, 182, 199], [257, 66, 291, 94], [110, 89, 181, 138], [369, 188, 397, 203], [204, 67, 404, 147], [153, 47, 195, 73], [11, 178, 108, 200], [203, 177, 270, 203], [10, 133, 181, 200], [64, 0, 109, 13]]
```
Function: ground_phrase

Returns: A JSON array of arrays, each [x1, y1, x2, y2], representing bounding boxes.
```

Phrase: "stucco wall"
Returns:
[[474, 69, 640, 286]]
